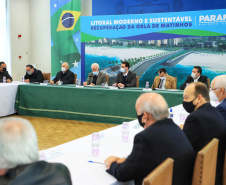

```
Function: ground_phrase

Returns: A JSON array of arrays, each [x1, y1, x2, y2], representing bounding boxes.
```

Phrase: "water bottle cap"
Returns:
[[170, 108, 172, 112]]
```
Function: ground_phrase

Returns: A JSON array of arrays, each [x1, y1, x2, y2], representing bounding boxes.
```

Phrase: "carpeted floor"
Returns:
[[4, 115, 117, 150]]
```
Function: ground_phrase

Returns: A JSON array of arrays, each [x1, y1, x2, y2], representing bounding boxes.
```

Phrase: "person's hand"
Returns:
[[116, 157, 126, 164], [25, 79, 30, 83], [90, 83, 95, 86], [56, 81, 59, 84], [6, 79, 12, 83], [50, 81, 54, 84], [105, 156, 126, 170], [115, 83, 118, 87], [83, 82, 87, 86], [118, 83, 124, 88]]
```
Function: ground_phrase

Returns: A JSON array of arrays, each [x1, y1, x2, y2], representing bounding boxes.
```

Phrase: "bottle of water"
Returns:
[[122, 122, 130, 143], [169, 108, 174, 118], [3, 76, 6, 83], [76, 79, 79, 86], [105, 82, 108, 87], [145, 81, 149, 89], [92, 132, 100, 156], [58, 80, 62, 85], [22, 76, 25, 82]]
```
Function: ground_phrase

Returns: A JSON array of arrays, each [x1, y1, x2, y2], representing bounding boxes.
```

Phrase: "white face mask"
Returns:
[[61, 67, 66, 72], [191, 72, 196, 79], [209, 90, 219, 101], [160, 77, 166, 80], [120, 68, 125, 73]]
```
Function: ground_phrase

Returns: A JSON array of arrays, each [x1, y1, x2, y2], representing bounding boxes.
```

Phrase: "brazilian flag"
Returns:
[[51, 0, 81, 77]]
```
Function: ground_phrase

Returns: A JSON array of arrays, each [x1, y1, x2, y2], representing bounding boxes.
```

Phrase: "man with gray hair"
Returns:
[[210, 75, 226, 123], [105, 93, 195, 185], [50, 62, 74, 84], [0, 117, 72, 185], [83, 63, 106, 86]]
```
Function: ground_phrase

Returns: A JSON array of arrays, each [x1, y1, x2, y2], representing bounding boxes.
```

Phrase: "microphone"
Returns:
[[154, 71, 158, 75]]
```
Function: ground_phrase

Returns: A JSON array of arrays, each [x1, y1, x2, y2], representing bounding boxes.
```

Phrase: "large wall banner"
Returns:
[[81, 9, 226, 88], [51, 0, 81, 79]]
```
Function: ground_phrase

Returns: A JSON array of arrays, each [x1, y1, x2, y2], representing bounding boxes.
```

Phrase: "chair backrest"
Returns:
[[207, 78, 210, 90], [143, 158, 174, 185], [192, 138, 219, 185], [223, 151, 226, 185], [74, 74, 77, 84], [174, 77, 177, 88], [43, 73, 51, 82], [136, 76, 139, 87], [106, 75, 109, 85]]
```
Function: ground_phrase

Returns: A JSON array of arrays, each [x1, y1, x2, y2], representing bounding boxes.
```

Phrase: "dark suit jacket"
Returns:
[[216, 98, 226, 124], [24, 68, 44, 83], [53, 70, 74, 84], [107, 118, 195, 185], [183, 103, 226, 185], [86, 72, 106, 85], [0, 71, 13, 82], [115, 70, 136, 87], [0, 161, 72, 185], [180, 75, 208, 90]]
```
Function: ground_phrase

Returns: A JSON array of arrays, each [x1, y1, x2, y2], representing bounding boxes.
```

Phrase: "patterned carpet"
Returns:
[[4, 115, 117, 150]]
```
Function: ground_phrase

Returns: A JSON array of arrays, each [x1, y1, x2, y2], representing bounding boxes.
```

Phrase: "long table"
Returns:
[[0, 82, 24, 117], [15, 84, 184, 124]]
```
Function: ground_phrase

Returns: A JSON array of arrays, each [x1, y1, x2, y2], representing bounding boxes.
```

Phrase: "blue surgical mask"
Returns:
[[93, 71, 98, 75], [120, 68, 125, 73]]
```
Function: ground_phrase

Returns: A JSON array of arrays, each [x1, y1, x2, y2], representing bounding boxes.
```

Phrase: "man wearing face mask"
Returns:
[[151, 68, 176, 89], [183, 82, 226, 185], [50, 62, 74, 84], [210, 75, 226, 123], [24, 65, 44, 83], [105, 93, 195, 185], [115, 62, 136, 88], [180, 66, 208, 90], [83, 63, 106, 86], [0, 62, 12, 83]]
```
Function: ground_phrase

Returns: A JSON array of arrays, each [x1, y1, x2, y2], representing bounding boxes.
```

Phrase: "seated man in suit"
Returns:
[[83, 63, 106, 86], [115, 62, 136, 88], [105, 93, 195, 185], [151, 68, 176, 89], [0, 61, 12, 83], [24, 64, 44, 83], [50, 62, 74, 84], [180, 66, 208, 90], [183, 82, 226, 185], [210, 75, 226, 123], [0, 117, 72, 185]]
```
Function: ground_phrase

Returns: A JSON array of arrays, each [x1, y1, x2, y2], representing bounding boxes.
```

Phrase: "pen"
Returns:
[[88, 160, 105, 164]]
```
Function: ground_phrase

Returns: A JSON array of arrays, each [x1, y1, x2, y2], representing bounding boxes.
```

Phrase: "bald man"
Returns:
[[50, 62, 74, 84], [183, 82, 226, 185], [105, 93, 195, 185], [211, 75, 226, 123]]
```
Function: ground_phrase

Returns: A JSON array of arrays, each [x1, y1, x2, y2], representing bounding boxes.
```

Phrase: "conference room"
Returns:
[[1, 0, 226, 184]]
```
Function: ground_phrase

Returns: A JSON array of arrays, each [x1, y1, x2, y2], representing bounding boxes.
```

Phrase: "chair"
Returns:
[[73, 74, 77, 84], [106, 75, 109, 85], [223, 151, 226, 185], [43, 73, 51, 82], [136, 76, 139, 87], [192, 138, 219, 185], [174, 77, 177, 88], [143, 158, 174, 185], [207, 78, 210, 90]]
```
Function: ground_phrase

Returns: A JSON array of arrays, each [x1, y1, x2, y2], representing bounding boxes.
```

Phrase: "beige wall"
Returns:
[[9, 0, 92, 81]]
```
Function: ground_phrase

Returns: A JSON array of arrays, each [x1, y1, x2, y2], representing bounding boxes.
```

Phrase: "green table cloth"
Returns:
[[15, 84, 184, 124]]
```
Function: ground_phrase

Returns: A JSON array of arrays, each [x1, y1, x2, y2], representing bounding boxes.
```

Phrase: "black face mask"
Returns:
[[183, 97, 197, 113], [137, 113, 145, 128], [2, 68, 6, 72]]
